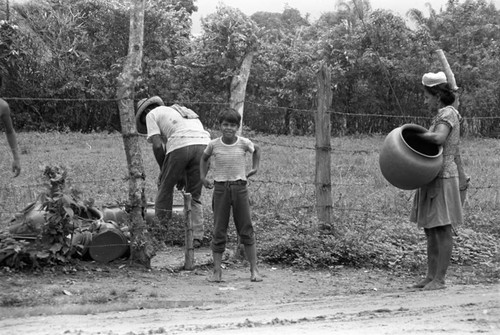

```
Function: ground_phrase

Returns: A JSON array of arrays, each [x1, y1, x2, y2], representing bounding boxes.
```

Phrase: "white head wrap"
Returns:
[[422, 71, 447, 87]]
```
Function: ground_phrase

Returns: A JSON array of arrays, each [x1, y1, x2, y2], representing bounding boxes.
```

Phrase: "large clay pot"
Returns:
[[8, 202, 45, 237], [379, 123, 443, 190], [101, 205, 128, 224], [71, 231, 93, 259], [89, 228, 129, 263]]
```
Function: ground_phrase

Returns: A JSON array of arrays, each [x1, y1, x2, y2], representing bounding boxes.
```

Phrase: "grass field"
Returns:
[[0, 131, 498, 274]]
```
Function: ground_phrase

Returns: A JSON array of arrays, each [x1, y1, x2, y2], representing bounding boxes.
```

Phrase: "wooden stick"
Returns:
[[435, 49, 458, 90], [183, 192, 194, 270]]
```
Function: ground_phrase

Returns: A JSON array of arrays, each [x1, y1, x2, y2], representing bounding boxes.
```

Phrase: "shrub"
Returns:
[[257, 209, 498, 274]]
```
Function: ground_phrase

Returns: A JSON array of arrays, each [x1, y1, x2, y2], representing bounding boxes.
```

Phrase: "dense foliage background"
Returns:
[[0, 0, 499, 135]]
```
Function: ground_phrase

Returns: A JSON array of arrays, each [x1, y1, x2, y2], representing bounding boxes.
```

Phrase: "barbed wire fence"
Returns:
[[3, 96, 500, 135], [0, 97, 499, 243]]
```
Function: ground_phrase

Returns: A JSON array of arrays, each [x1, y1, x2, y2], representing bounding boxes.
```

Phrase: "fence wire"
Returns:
[[0, 98, 498, 230]]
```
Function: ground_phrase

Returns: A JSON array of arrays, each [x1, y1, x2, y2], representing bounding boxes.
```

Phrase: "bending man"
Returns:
[[136, 96, 210, 247]]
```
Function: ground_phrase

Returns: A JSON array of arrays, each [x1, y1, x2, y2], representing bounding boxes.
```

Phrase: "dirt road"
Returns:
[[1, 284, 498, 335], [0, 248, 498, 334]]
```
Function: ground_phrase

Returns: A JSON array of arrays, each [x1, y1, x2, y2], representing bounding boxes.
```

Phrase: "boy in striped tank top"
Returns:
[[200, 108, 262, 282]]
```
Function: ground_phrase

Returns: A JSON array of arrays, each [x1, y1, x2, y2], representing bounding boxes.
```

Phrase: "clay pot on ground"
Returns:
[[8, 202, 45, 238], [88, 228, 129, 263], [71, 230, 93, 260], [379, 123, 443, 190], [93, 202, 185, 263]]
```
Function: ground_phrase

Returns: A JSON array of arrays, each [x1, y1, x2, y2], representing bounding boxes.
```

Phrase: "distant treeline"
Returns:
[[1, 0, 499, 136]]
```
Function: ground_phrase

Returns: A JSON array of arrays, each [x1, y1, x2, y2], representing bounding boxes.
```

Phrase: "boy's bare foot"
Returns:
[[250, 272, 263, 282], [423, 280, 446, 291], [411, 278, 432, 289], [207, 271, 222, 283]]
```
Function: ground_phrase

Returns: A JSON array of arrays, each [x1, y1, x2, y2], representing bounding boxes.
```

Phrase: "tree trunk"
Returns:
[[229, 52, 254, 135], [229, 51, 254, 259], [115, 0, 156, 268]]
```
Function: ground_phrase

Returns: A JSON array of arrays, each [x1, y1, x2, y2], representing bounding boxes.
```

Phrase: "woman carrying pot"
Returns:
[[410, 71, 469, 290]]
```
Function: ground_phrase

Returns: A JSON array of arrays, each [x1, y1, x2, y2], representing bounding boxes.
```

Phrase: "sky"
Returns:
[[191, 0, 500, 34]]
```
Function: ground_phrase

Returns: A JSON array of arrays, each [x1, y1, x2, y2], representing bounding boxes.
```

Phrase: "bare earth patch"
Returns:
[[0, 246, 498, 335]]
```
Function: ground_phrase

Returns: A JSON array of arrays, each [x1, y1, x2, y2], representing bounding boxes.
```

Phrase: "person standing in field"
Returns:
[[135, 96, 210, 247], [200, 107, 262, 283], [0, 94, 21, 177], [410, 71, 469, 290]]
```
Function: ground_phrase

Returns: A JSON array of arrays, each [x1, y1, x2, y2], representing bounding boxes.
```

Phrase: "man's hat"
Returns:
[[422, 71, 447, 87], [135, 96, 164, 134]]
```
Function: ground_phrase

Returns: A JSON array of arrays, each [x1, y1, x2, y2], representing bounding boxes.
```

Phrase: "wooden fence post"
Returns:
[[315, 63, 333, 229], [183, 192, 194, 270]]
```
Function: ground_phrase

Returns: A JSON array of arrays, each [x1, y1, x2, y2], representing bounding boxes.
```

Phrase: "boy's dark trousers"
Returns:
[[211, 180, 255, 253]]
